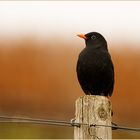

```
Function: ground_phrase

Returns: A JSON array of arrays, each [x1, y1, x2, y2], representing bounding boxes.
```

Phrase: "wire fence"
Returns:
[[0, 115, 140, 132]]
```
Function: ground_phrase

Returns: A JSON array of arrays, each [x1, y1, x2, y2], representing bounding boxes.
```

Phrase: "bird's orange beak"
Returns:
[[77, 34, 87, 39]]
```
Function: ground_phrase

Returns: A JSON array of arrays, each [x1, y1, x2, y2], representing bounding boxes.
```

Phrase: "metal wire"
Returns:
[[0, 120, 71, 126], [0, 116, 79, 127], [90, 124, 140, 132], [0, 115, 140, 132]]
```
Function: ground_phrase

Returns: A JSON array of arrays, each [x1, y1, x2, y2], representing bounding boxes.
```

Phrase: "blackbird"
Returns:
[[76, 32, 114, 96]]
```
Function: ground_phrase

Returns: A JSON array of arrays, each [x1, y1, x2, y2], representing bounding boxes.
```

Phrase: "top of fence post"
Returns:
[[74, 95, 112, 139]]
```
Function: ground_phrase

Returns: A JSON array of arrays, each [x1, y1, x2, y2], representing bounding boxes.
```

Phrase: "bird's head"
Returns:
[[77, 32, 107, 49]]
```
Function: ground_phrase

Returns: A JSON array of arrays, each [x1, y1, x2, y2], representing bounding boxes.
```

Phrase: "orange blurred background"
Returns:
[[0, 37, 139, 138]]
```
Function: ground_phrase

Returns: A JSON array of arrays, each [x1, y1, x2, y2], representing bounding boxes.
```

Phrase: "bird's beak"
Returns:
[[77, 34, 87, 39]]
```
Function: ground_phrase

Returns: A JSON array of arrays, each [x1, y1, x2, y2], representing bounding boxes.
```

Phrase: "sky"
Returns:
[[0, 1, 140, 45]]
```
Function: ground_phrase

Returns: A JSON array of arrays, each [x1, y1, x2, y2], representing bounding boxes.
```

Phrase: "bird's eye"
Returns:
[[91, 35, 96, 40]]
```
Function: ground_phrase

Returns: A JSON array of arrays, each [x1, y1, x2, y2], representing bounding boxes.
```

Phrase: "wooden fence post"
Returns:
[[74, 95, 112, 139]]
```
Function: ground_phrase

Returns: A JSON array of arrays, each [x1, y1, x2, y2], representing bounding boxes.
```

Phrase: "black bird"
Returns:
[[76, 32, 114, 96]]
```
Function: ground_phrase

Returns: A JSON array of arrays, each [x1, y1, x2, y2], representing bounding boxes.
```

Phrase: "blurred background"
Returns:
[[0, 1, 140, 139]]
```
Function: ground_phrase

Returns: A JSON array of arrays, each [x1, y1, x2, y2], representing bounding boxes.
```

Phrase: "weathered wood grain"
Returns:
[[74, 95, 112, 139]]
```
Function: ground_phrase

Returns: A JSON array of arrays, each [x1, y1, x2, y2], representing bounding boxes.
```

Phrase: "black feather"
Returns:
[[76, 32, 114, 96]]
